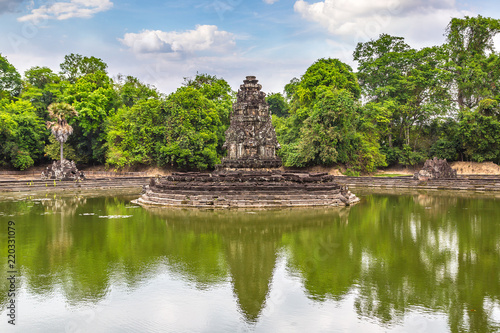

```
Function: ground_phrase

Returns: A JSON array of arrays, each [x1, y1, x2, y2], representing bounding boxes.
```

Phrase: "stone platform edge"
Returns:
[[2, 173, 500, 196], [133, 171, 360, 209]]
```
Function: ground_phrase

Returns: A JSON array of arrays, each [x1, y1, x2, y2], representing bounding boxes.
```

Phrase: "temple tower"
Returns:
[[220, 76, 282, 169]]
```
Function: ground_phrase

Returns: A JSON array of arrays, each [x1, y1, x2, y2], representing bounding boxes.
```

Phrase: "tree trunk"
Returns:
[[60, 141, 64, 162]]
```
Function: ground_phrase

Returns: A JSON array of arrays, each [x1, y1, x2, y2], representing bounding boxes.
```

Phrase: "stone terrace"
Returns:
[[134, 171, 359, 208]]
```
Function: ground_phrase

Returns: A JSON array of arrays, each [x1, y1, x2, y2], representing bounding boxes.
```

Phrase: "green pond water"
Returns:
[[0, 189, 499, 332]]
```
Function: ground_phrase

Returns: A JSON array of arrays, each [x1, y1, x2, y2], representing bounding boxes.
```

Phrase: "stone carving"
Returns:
[[219, 76, 282, 169], [413, 157, 457, 180], [41, 160, 85, 181]]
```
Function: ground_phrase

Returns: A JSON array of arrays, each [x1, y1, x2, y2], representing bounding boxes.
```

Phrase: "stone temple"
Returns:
[[133, 76, 359, 208], [220, 76, 282, 169]]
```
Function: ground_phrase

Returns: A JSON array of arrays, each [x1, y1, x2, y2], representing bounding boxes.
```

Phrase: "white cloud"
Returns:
[[119, 25, 236, 55], [18, 0, 113, 22], [263, 0, 279, 4], [294, 0, 471, 46], [110, 50, 312, 96]]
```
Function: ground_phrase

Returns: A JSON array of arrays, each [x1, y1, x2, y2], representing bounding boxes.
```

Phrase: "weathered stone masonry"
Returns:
[[219, 76, 282, 169], [135, 171, 360, 208]]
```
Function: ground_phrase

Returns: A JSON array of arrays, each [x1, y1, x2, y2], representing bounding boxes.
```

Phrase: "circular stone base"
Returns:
[[217, 158, 283, 170], [133, 171, 359, 208]]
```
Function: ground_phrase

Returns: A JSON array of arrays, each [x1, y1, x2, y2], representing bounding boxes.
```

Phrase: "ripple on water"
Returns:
[[98, 215, 133, 219]]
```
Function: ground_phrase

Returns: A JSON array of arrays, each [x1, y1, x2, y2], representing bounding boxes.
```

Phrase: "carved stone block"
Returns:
[[414, 157, 457, 180], [219, 76, 282, 169]]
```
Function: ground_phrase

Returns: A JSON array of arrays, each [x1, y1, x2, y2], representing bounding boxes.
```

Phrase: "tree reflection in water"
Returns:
[[0, 191, 498, 332]]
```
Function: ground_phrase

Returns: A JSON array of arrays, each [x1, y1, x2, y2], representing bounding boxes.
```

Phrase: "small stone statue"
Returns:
[[41, 160, 85, 181], [413, 157, 457, 180]]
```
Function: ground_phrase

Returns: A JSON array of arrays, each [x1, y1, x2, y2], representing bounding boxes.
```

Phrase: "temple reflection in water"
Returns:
[[0, 192, 499, 332]]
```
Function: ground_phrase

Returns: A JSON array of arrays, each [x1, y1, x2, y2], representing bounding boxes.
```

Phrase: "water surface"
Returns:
[[1, 190, 499, 332]]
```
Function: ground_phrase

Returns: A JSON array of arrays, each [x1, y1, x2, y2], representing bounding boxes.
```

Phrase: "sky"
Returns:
[[1, 0, 500, 94]]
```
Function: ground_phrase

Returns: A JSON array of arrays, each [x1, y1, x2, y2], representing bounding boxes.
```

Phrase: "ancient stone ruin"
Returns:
[[135, 171, 359, 208], [41, 159, 85, 181], [219, 76, 281, 170], [413, 157, 457, 181], [134, 76, 359, 208]]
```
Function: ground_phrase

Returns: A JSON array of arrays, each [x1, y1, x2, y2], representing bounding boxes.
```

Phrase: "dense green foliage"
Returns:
[[459, 99, 500, 163], [64, 71, 119, 163], [107, 99, 167, 167], [266, 92, 289, 117], [0, 100, 45, 169], [354, 35, 452, 166], [106, 74, 232, 170], [162, 87, 221, 169], [275, 58, 385, 174], [1, 15, 500, 171], [445, 16, 500, 111], [0, 54, 22, 99], [60, 53, 109, 83]]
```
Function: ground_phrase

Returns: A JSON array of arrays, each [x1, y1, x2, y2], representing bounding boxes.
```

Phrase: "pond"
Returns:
[[1, 190, 499, 332]]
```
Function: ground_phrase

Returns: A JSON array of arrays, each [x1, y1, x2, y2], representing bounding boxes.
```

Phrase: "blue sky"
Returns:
[[1, 0, 500, 94]]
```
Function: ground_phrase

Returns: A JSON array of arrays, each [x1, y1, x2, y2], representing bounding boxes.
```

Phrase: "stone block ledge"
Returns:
[[133, 171, 359, 209]]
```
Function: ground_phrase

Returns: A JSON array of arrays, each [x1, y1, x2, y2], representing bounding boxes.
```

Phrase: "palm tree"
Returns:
[[46, 102, 78, 162]]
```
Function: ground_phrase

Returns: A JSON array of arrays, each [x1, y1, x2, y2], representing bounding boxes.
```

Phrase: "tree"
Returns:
[[60, 53, 108, 83], [277, 58, 385, 173], [353, 34, 410, 103], [46, 102, 78, 161], [291, 58, 360, 107], [182, 73, 233, 125], [22, 66, 66, 120], [284, 77, 300, 100], [107, 73, 232, 169], [24, 66, 61, 89], [266, 93, 289, 117], [115, 75, 160, 108], [44, 136, 80, 163], [182, 73, 233, 156], [429, 118, 462, 161], [459, 99, 500, 163], [0, 100, 45, 169], [106, 99, 167, 167], [354, 34, 452, 165], [445, 15, 500, 111], [64, 71, 119, 163], [0, 54, 22, 99], [280, 58, 362, 147], [292, 88, 385, 173], [161, 86, 222, 170]]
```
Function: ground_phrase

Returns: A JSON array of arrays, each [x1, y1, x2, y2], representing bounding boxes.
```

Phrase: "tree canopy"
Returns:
[[0, 54, 22, 99], [0, 100, 45, 170], [445, 15, 500, 110], [275, 58, 385, 174], [1, 16, 500, 172], [354, 34, 452, 165], [60, 53, 108, 83]]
